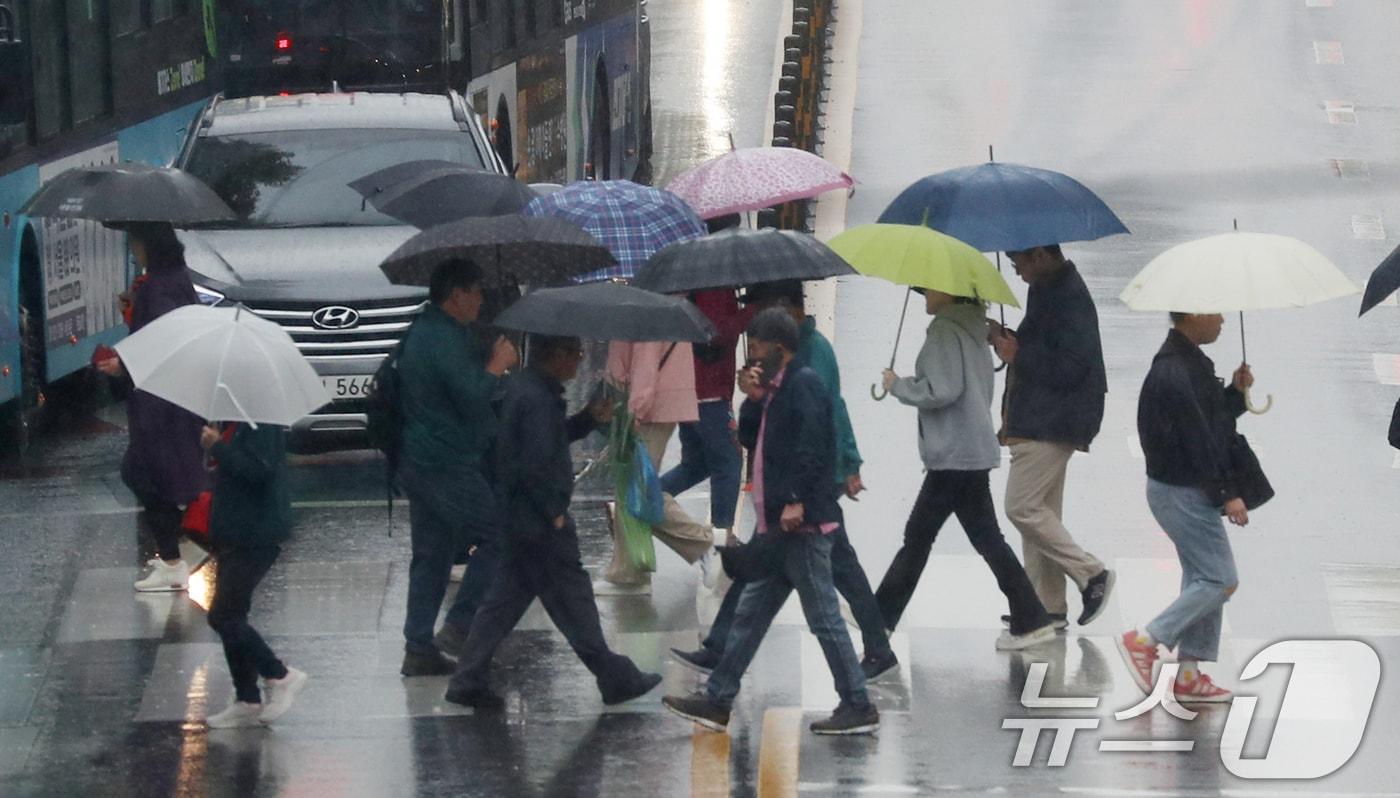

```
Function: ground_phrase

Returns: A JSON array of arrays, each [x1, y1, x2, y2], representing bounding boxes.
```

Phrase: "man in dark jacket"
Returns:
[[990, 245, 1114, 627], [445, 335, 663, 709], [1117, 313, 1251, 705], [663, 309, 878, 736], [396, 259, 518, 676]]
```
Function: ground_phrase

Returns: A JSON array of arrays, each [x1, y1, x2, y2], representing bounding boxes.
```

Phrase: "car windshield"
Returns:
[[184, 128, 484, 228]]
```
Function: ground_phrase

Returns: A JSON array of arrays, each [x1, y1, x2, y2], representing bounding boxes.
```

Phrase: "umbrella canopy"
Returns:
[[348, 160, 538, 228], [827, 223, 1020, 306], [494, 282, 716, 342], [666, 147, 854, 219], [113, 305, 330, 426], [20, 162, 236, 225], [379, 216, 615, 289], [878, 161, 1128, 252], [1120, 232, 1357, 312], [633, 228, 856, 294], [522, 180, 706, 282], [1359, 243, 1400, 316]]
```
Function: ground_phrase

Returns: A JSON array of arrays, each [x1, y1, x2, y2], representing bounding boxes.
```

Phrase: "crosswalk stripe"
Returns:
[[757, 707, 803, 798], [691, 729, 732, 798]]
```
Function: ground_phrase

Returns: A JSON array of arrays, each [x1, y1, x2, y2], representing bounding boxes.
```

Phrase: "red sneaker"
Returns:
[[1174, 672, 1233, 704], [1115, 630, 1160, 694]]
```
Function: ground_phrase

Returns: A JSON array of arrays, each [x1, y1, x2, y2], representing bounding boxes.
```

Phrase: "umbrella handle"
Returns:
[[871, 383, 888, 401], [1244, 385, 1273, 415]]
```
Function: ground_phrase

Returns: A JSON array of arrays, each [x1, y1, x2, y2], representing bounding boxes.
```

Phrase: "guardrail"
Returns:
[[758, 0, 835, 232]]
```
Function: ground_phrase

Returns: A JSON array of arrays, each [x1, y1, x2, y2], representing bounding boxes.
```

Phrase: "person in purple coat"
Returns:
[[96, 223, 207, 592]]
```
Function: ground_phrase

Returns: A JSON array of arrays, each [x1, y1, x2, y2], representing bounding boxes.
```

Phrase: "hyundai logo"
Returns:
[[311, 306, 360, 330]]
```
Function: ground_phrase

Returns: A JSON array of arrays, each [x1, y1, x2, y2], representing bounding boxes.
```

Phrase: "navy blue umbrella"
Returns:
[[1360, 242, 1400, 316], [878, 159, 1129, 253]]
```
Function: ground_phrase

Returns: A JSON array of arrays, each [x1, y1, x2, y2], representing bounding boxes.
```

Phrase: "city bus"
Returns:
[[0, 0, 220, 444], [219, 0, 652, 184]]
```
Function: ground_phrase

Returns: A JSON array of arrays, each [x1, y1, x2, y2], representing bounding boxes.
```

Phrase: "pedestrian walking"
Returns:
[[445, 335, 663, 709], [990, 245, 1115, 626], [874, 289, 1056, 649], [604, 337, 718, 588], [95, 223, 206, 593], [396, 259, 518, 676], [663, 309, 879, 735], [658, 288, 754, 552], [201, 421, 308, 728], [671, 282, 897, 680], [1117, 313, 1253, 703]]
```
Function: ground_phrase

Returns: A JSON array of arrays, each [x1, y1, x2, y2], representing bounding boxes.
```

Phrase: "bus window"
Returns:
[[29, 1, 68, 139], [65, 0, 112, 125], [112, 0, 142, 36]]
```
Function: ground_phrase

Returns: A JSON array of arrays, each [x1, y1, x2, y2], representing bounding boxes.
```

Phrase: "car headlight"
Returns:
[[193, 283, 227, 306]]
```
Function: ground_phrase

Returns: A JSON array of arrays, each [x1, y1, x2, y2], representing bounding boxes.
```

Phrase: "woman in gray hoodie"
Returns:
[[874, 289, 1056, 650]]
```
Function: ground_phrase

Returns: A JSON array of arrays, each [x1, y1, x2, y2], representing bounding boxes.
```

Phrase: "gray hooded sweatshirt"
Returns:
[[889, 302, 1001, 472]]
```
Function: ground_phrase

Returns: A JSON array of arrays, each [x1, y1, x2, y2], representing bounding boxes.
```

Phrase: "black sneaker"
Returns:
[[1001, 613, 1069, 632], [601, 671, 663, 705], [1077, 570, 1116, 626], [810, 702, 880, 735], [433, 624, 469, 659], [444, 687, 505, 711], [860, 650, 899, 681], [671, 647, 721, 675], [662, 692, 730, 733], [400, 650, 455, 677]]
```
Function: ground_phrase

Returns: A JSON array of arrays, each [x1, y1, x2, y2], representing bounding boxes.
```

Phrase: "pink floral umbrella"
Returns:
[[666, 147, 854, 219]]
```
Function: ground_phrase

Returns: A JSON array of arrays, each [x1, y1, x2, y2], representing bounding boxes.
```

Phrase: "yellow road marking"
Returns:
[[757, 707, 803, 798], [691, 728, 732, 798]]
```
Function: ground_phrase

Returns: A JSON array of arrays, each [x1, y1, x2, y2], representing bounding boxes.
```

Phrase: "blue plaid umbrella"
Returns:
[[522, 180, 706, 282]]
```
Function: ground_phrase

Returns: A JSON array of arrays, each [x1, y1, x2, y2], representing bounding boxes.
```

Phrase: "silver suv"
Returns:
[[176, 91, 504, 450]]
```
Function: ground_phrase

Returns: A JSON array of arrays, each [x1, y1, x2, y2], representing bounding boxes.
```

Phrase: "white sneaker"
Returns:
[[259, 667, 308, 723], [995, 623, 1058, 651], [698, 549, 721, 591], [206, 701, 265, 729], [134, 559, 190, 592]]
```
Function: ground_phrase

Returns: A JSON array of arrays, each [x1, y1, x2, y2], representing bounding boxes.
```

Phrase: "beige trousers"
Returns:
[[605, 422, 714, 584], [1004, 440, 1105, 614]]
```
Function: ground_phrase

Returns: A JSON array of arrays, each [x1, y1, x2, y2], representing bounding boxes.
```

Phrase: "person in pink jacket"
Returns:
[[605, 340, 718, 587]]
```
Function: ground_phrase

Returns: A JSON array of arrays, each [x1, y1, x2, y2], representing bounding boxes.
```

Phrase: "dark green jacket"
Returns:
[[209, 423, 291, 550], [398, 304, 501, 470], [793, 317, 862, 482]]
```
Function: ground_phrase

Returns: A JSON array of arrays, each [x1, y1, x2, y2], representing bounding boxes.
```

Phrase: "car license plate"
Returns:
[[323, 375, 376, 400]]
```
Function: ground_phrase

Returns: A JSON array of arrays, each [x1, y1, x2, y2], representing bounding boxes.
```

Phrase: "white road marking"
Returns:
[[1305, 0, 1335, 6], [1325, 100, 1356, 124], [1127, 435, 1144, 460], [1314, 41, 1345, 64], [1353, 214, 1387, 241], [1372, 353, 1400, 385]]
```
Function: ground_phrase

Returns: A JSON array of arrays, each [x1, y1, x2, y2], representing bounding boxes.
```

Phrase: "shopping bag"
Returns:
[[626, 439, 664, 524]]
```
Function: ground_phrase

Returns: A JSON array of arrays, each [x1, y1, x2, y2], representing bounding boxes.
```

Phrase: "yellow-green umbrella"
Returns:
[[827, 223, 1018, 399]]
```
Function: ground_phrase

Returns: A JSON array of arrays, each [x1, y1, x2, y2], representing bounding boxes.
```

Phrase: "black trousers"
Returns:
[[208, 546, 288, 704], [875, 469, 1052, 635], [448, 520, 637, 696], [135, 491, 184, 562]]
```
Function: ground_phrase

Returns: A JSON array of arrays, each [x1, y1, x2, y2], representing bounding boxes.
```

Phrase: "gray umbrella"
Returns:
[[379, 215, 616, 289], [19, 162, 236, 225], [349, 160, 538, 228], [494, 282, 716, 342], [633, 228, 856, 294]]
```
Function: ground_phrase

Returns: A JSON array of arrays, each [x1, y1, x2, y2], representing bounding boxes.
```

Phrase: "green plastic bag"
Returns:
[[607, 389, 657, 573]]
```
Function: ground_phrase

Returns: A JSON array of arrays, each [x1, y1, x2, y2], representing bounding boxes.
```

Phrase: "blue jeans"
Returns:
[[400, 461, 503, 655], [705, 522, 892, 660], [704, 532, 870, 709], [660, 401, 742, 529], [1144, 479, 1239, 662]]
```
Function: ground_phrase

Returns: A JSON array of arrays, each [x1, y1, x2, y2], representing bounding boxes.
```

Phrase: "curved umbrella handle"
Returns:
[[1244, 385, 1273, 415], [871, 383, 888, 401]]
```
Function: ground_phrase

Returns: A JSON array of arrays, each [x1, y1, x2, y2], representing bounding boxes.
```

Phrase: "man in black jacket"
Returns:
[[1117, 313, 1252, 704], [662, 309, 878, 736], [991, 244, 1114, 627], [445, 335, 662, 710]]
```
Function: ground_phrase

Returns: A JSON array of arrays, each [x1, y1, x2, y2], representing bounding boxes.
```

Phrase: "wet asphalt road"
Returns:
[[3, 1, 1400, 795]]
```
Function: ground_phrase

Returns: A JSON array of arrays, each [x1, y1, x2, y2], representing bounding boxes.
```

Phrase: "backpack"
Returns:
[[365, 323, 415, 533]]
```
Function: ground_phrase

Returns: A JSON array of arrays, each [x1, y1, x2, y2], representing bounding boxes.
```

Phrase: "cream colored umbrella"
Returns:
[[1120, 227, 1358, 413]]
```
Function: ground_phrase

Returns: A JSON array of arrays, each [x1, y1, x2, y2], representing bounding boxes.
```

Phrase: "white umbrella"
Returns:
[[1120, 228, 1359, 413], [113, 304, 331, 427]]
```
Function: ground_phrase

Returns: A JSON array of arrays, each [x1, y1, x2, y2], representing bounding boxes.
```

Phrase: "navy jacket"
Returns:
[[1137, 330, 1246, 506], [738, 365, 841, 531], [209, 423, 292, 550], [1002, 261, 1108, 450], [498, 368, 599, 539]]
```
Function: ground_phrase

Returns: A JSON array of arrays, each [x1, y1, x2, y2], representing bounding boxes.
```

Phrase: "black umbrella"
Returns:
[[379, 216, 616, 289], [349, 160, 538, 228], [19, 162, 236, 225], [632, 228, 856, 294], [494, 282, 716, 342], [1360, 243, 1400, 316]]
